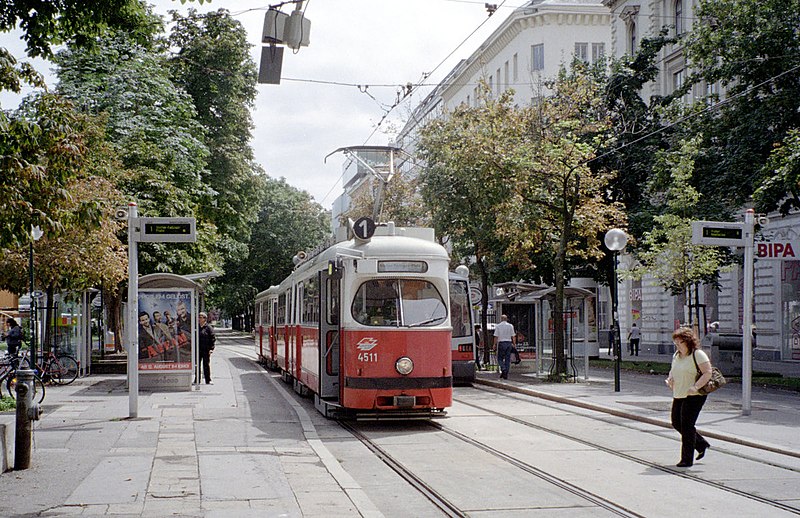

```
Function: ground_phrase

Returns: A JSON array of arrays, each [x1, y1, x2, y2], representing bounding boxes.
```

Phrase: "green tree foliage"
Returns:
[[504, 66, 626, 377], [0, 0, 152, 58], [168, 9, 263, 260], [683, 0, 800, 214], [342, 172, 429, 228], [55, 31, 220, 274], [213, 178, 330, 321], [0, 90, 89, 249], [418, 87, 522, 352], [599, 34, 676, 239], [627, 137, 725, 320], [755, 129, 800, 212]]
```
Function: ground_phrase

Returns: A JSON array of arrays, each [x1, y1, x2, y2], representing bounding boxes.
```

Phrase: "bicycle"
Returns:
[[1, 353, 46, 404], [35, 349, 79, 385], [18, 348, 79, 386]]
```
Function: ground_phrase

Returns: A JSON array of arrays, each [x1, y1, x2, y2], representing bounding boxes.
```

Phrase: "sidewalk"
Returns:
[[477, 357, 800, 459]]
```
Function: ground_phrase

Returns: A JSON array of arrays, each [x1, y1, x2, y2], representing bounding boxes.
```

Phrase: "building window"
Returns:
[[629, 21, 637, 54], [488, 75, 493, 95], [473, 86, 478, 106], [592, 43, 605, 63], [466, 94, 470, 106], [513, 53, 518, 81], [575, 43, 588, 63], [504, 61, 509, 91], [673, 68, 690, 103], [673, 69, 684, 92], [496, 67, 501, 93], [705, 81, 719, 105], [532, 44, 544, 71], [675, 0, 684, 36]]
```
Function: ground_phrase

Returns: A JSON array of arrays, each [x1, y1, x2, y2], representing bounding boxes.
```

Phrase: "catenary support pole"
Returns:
[[127, 202, 139, 418], [742, 209, 754, 416]]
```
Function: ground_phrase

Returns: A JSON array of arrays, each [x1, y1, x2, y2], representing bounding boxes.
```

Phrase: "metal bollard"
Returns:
[[14, 369, 39, 470]]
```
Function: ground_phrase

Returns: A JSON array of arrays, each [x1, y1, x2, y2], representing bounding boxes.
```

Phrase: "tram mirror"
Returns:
[[356, 259, 378, 274]]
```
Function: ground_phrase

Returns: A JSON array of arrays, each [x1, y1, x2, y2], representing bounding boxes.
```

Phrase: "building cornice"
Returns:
[[439, 3, 610, 101]]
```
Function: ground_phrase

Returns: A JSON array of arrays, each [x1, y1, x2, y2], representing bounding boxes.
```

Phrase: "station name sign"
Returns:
[[138, 217, 196, 243], [691, 221, 745, 247]]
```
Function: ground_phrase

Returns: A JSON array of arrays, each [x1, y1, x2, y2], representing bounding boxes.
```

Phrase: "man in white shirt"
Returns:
[[494, 314, 515, 379], [627, 323, 641, 356]]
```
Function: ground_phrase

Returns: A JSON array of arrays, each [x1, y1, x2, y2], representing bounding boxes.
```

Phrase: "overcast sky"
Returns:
[[1, 0, 519, 208]]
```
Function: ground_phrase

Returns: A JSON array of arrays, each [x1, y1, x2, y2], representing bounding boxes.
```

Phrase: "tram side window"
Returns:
[[260, 302, 269, 327], [327, 278, 340, 325], [302, 277, 320, 326], [450, 280, 471, 338], [352, 279, 446, 327], [277, 293, 287, 325]]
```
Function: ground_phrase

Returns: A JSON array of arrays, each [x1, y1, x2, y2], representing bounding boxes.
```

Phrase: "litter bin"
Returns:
[[701, 333, 742, 376]]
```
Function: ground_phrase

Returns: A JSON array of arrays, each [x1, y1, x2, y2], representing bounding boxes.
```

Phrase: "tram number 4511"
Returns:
[[358, 352, 378, 362]]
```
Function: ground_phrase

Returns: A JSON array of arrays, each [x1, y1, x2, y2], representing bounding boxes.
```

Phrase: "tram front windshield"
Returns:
[[352, 279, 447, 327]]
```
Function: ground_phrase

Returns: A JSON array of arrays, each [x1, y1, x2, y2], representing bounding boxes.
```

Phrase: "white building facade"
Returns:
[[396, 0, 612, 154]]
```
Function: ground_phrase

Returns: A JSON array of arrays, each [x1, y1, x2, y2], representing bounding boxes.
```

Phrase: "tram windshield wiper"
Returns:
[[406, 315, 446, 328]]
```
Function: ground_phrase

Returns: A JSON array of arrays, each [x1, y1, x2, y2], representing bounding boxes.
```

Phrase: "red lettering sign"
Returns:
[[757, 242, 797, 259]]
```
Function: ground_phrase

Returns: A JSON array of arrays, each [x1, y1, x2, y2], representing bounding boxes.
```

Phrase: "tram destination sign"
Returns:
[[691, 221, 745, 247], [138, 217, 196, 243]]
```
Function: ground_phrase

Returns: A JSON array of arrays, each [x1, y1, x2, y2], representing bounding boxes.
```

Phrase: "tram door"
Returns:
[[319, 266, 341, 400]]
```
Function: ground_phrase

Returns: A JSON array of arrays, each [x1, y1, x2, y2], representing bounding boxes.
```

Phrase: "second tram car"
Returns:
[[254, 222, 453, 419], [449, 268, 475, 384]]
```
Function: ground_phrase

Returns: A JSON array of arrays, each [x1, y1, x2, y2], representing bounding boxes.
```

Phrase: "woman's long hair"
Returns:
[[672, 327, 701, 351]]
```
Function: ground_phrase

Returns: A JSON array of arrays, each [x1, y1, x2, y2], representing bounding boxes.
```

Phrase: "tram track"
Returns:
[[467, 384, 800, 472], [454, 392, 800, 516], [339, 419, 644, 518], [426, 419, 645, 518], [338, 420, 467, 518]]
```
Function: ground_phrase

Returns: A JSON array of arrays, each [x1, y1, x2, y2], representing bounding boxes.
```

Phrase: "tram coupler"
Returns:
[[14, 369, 38, 470]]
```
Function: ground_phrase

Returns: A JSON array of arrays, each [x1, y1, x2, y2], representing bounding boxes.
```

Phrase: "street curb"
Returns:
[[0, 414, 12, 472], [475, 378, 800, 460]]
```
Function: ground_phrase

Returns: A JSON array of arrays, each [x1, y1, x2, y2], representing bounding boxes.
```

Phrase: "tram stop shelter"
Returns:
[[137, 273, 206, 391], [492, 282, 595, 379]]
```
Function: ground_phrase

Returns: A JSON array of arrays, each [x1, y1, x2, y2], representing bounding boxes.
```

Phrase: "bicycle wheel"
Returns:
[[6, 372, 46, 405], [52, 355, 79, 385]]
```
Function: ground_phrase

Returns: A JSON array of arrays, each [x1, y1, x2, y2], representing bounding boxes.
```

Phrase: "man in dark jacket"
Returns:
[[198, 312, 216, 384], [2, 318, 23, 357]]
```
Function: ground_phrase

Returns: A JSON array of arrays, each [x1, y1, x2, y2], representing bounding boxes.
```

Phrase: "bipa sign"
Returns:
[[757, 241, 797, 259]]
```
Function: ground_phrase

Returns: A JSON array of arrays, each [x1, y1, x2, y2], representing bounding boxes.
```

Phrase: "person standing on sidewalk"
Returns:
[[2, 318, 23, 357], [665, 327, 712, 467], [627, 323, 641, 356], [198, 312, 216, 384], [494, 315, 515, 379]]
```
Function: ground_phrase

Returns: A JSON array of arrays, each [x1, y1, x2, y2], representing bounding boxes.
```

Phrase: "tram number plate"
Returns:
[[358, 352, 378, 362]]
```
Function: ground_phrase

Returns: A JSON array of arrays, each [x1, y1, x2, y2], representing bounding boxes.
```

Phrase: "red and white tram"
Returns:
[[254, 221, 453, 419]]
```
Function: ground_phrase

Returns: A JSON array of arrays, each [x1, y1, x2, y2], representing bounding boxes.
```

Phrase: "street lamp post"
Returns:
[[604, 228, 628, 393], [29, 225, 44, 367]]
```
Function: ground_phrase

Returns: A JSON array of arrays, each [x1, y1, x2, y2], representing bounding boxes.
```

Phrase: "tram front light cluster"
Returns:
[[395, 356, 414, 375]]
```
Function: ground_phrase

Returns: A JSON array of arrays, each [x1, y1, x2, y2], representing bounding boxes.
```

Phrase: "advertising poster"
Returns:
[[138, 290, 193, 372]]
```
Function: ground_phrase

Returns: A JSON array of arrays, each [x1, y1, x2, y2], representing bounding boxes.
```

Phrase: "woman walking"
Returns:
[[665, 327, 712, 467]]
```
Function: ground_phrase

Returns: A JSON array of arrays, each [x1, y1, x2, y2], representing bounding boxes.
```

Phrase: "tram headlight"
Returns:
[[395, 356, 414, 376]]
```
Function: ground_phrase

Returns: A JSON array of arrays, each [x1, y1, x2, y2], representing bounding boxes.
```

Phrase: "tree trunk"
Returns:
[[106, 287, 124, 353], [476, 253, 491, 366]]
